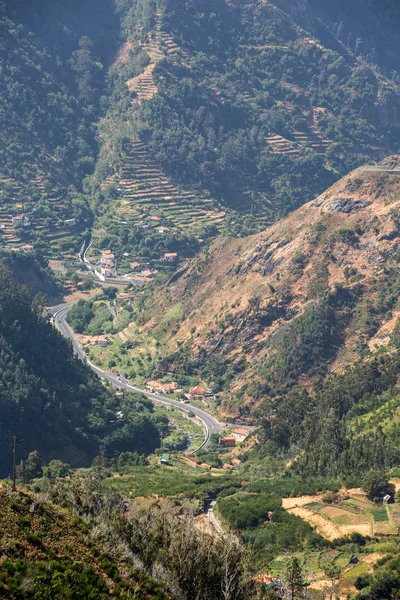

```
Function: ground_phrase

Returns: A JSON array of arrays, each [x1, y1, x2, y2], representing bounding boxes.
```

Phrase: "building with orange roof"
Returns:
[[232, 428, 250, 443], [188, 385, 206, 400]]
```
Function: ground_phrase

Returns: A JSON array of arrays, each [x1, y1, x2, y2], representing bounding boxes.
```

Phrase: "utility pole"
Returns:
[[8, 436, 23, 491]]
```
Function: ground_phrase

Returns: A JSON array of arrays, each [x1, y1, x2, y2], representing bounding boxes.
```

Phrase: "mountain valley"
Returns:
[[3, 1, 400, 598]]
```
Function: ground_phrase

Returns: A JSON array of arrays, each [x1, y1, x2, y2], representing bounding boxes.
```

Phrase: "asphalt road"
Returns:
[[358, 166, 400, 175], [50, 304, 221, 451]]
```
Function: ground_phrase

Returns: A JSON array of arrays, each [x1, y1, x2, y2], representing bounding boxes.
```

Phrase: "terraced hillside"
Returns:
[[0, 2, 115, 258], [0, 172, 89, 257], [266, 118, 330, 157], [126, 8, 188, 102], [114, 139, 225, 233], [96, 0, 400, 238]]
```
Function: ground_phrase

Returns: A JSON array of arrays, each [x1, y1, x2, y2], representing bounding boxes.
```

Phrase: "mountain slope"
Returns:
[[134, 158, 400, 412], [0, 488, 169, 599], [0, 1, 117, 256], [89, 0, 400, 253], [0, 264, 161, 473]]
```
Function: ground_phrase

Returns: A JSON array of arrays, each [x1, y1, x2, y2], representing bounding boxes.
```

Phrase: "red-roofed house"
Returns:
[[141, 268, 153, 277], [188, 385, 206, 400], [232, 428, 250, 443]]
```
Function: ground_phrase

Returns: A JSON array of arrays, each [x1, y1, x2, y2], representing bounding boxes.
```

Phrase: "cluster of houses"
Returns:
[[219, 428, 250, 448], [146, 381, 182, 394], [129, 262, 159, 284], [100, 250, 117, 277], [93, 248, 179, 284], [145, 382, 214, 401], [9, 244, 34, 253]]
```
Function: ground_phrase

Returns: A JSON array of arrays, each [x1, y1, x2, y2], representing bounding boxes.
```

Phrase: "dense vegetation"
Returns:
[[0, 0, 119, 255], [47, 478, 260, 600], [219, 492, 314, 557], [0, 264, 163, 473], [257, 350, 400, 480], [92, 0, 400, 235], [0, 487, 170, 599]]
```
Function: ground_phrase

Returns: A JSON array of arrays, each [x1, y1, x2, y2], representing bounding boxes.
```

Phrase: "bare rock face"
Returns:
[[325, 197, 372, 214], [380, 155, 400, 170]]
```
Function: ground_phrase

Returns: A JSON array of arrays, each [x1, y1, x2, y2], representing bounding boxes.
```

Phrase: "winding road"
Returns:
[[50, 304, 221, 452]]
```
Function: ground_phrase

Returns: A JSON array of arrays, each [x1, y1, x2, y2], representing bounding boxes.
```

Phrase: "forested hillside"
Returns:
[[0, 264, 163, 474], [88, 0, 400, 253], [3, 0, 400, 258], [0, 0, 117, 256]]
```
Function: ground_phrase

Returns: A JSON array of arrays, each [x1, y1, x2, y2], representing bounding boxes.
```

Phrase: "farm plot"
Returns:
[[318, 505, 372, 536], [284, 488, 400, 540]]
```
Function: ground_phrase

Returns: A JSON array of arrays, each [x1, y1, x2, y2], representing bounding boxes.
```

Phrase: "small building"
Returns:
[[64, 218, 76, 227], [101, 257, 115, 265], [97, 337, 109, 347], [101, 250, 115, 262], [141, 268, 153, 277], [130, 261, 140, 270], [232, 428, 250, 443], [129, 276, 153, 285], [102, 259, 115, 268], [101, 267, 114, 277], [220, 436, 236, 448], [12, 214, 30, 227], [188, 385, 206, 400], [160, 453, 170, 465], [115, 410, 124, 419], [161, 252, 178, 263], [253, 574, 277, 591], [115, 391, 124, 398], [150, 215, 162, 222]]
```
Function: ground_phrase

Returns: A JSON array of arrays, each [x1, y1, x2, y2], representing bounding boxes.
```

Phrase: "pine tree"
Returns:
[[285, 557, 305, 600]]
